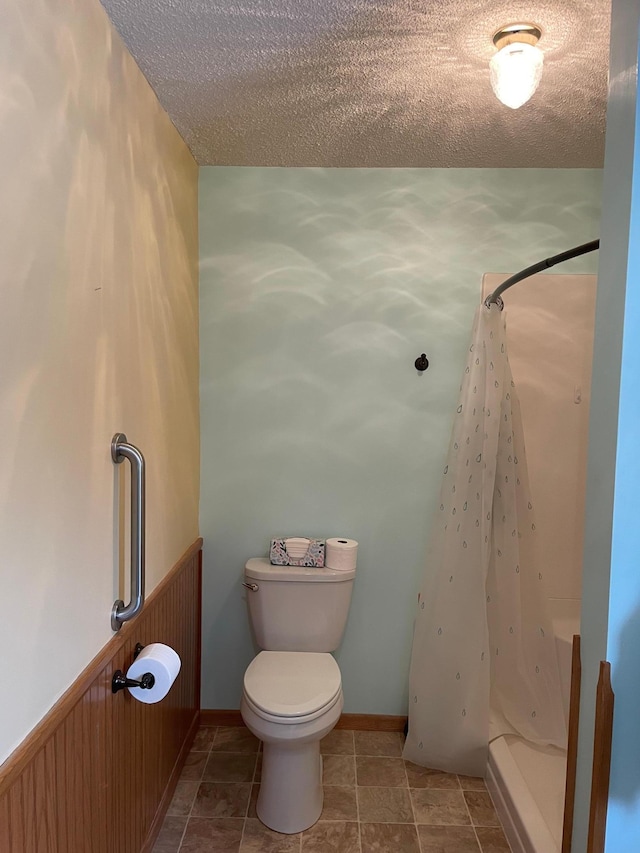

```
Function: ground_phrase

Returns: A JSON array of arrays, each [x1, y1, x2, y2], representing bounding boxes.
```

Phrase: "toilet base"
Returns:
[[257, 740, 323, 834], [240, 687, 343, 835]]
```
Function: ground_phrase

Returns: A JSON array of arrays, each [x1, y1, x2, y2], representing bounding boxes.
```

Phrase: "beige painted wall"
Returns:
[[0, 0, 199, 763]]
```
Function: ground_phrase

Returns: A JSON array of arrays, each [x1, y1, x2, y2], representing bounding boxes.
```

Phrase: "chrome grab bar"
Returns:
[[111, 433, 146, 631]]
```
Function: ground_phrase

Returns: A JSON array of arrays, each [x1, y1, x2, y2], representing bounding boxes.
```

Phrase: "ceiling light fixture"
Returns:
[[490, 23, 543, 109]]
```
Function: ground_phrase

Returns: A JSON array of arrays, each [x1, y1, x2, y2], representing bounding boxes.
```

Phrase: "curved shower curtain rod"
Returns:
[[484, 239, 600, 309]]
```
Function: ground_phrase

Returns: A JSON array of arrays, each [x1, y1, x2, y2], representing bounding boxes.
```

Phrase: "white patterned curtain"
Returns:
[[403, 302, 567, 777]]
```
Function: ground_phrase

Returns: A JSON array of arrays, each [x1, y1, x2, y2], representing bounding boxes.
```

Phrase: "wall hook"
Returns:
[[415, 353, 430, 372]]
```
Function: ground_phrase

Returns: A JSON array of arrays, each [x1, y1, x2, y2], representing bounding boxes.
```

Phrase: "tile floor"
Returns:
[[153, 725, 512, 853]]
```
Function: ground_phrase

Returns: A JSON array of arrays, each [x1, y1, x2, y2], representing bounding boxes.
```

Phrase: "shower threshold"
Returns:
[[487, 734, 566, 853]]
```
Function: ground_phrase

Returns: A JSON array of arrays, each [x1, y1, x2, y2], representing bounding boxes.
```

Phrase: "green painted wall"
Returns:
[[199, 167, 601, 714]]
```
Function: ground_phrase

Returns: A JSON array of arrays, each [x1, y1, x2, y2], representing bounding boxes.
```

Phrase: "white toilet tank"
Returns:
[[244, 557, 355, 652]]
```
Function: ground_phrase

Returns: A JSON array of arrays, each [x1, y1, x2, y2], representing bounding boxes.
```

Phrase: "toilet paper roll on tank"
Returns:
[[325, 538, 358, 572]]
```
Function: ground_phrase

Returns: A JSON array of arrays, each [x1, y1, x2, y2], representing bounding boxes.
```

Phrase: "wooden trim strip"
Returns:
[[200, 709, 244, 727], [0, 537, 203, 798], [195, 549, 203, 713], [336, 713, 408, 732], [200, 709, 408, 732], [562, 634, 582, 853], [587, 660, 615, 853]]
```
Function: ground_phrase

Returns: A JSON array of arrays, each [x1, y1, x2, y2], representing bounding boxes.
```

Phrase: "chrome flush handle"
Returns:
[[242, 582, 259, 592]]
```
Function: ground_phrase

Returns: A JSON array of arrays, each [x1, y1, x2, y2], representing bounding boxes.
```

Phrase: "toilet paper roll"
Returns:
[[325, 538, 358, 571], [126, 642, 181, 704]]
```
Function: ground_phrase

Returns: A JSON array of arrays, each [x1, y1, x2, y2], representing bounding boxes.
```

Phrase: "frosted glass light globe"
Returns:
[[490, 42, 544, 109]]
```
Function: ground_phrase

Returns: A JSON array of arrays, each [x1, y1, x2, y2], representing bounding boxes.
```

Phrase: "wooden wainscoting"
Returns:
[[0, 539, 202, 853]]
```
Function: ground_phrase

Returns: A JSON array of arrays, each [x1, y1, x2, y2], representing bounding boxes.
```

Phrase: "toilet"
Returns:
[[240, 557, 355, 834]]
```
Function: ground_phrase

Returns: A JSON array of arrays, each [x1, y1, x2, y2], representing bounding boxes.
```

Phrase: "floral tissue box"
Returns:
[[269, 537, 326, 567]]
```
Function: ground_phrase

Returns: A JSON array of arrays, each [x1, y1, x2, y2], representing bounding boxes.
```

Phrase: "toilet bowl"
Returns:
[[240, 557, 355, 834], [241, 651, 343, 834]]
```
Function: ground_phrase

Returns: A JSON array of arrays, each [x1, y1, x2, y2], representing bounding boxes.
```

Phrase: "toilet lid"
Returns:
[[244, 651, 342, 718]]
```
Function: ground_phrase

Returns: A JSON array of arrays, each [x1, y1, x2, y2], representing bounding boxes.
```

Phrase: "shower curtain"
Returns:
[[403, 302, 567, 777]]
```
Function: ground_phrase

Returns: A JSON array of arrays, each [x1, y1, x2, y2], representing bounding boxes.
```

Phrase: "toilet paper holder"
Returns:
[[112, 643, 155, 694]]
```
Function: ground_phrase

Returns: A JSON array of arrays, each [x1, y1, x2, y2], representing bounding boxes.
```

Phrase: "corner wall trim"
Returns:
[[587, 660, 614, 853], [200, 709, 408, 732], [562, 634, 582, 853]]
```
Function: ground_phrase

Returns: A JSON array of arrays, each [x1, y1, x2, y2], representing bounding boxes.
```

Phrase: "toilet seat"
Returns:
[[243, 651, 341, 720]]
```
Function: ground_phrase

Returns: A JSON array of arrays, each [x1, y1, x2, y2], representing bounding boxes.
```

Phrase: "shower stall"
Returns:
[[404, 246, 597, 853], [483, 268, 596, 853]]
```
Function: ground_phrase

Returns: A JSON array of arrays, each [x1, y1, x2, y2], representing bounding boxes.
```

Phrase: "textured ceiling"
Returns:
[[100, 0, 610, 167]]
